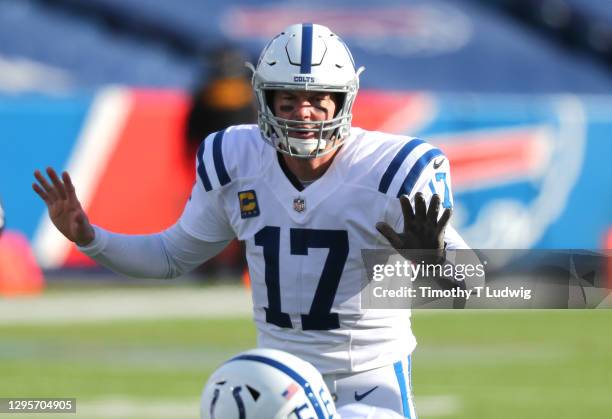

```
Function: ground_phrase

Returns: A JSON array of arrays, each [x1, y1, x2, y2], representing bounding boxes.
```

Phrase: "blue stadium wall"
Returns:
[[0, 89, 610, 269]]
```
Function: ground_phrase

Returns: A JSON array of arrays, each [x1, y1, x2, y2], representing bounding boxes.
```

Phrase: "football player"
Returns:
[[33, 23, 468, 417]]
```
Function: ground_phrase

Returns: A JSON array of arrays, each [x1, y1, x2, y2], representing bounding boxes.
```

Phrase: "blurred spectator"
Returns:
[[185, 45, 257, 278], [185, 45, 257, 160]]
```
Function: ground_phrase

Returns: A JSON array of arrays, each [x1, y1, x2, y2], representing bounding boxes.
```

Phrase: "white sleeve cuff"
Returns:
[[76, 225, 109, 256]]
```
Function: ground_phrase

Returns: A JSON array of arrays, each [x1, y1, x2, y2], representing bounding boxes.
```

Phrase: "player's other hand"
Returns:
[[376, 193, 451, 263], [32, 167, 95, 246]]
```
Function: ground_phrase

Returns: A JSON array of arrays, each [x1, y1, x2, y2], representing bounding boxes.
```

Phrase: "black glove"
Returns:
[[376, 193, 450, 265]]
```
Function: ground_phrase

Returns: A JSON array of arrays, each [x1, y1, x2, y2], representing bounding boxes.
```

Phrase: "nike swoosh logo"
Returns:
[[354, 386, 378, 401], [433, 157, 445, 169]]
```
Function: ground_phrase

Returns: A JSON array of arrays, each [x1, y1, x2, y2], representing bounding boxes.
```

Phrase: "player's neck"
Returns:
[[281, 149, 339, 182]]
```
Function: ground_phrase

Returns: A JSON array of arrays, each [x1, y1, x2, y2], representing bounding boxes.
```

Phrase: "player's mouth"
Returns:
[[289, 131, 315, 139], [287, 124, 316, 139]]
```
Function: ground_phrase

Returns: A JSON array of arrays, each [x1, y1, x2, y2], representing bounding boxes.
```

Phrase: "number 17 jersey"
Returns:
[[179, 124, 467, 374]]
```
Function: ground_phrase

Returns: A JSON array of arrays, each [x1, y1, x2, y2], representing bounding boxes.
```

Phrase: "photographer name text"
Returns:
[[373, 286, 532, 300]]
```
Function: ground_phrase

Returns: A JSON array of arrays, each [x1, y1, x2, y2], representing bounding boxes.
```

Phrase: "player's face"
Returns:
[[272, 90, 337, 140]]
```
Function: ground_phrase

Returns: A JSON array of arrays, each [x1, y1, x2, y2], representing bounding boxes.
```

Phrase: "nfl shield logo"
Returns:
[[293, 198, 305, 213]]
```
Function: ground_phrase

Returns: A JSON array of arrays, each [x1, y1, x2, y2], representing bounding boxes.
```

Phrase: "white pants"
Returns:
[[323, 355, 417, 418]]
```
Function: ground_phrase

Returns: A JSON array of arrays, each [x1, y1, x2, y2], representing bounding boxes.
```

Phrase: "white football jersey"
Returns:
[[338, 403, 404, 419], [180, 125, 467, 374]]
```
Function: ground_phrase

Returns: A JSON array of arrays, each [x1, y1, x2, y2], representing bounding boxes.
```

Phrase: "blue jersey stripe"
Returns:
[[300, 23, 313, 74], [394, 360, 411, 418], [212, 129, 231, 186], [396, 148, 444, 198], [196, 140, 212, 192], [408, 355, 413, 391], [378, 139, 426, 194], [231, 354, 327, 418], [428, 180, 436, 195]]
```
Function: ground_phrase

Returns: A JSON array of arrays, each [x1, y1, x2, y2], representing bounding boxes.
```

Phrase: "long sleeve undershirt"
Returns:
[[77, 223, 231, 279]]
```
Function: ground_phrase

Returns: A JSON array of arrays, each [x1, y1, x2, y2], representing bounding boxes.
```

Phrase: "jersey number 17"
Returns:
[[254, 226, 349, 331]]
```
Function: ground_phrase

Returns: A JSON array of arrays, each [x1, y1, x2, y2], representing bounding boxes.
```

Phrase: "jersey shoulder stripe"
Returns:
[[196, 129, 231, 192], [366, 133, 439, 198], [396, 147, 444, 197], [378, 138, 426, 194], [196, 138, 213, 191], [212, 130, 231, 186]]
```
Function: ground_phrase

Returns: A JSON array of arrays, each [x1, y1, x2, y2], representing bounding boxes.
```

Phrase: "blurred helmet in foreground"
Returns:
[[200, 348, 338, 419]]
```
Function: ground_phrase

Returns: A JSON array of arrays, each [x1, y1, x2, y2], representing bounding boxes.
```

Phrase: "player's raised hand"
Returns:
[[376, 193, 451, 261], [32, 168, 95, 246]]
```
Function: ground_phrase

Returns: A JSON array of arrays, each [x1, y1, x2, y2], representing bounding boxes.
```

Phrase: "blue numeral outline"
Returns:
[[429, 172, 451, 208]]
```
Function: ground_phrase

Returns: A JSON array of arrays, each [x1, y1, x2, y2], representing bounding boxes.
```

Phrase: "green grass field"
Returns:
[[1, 286, 611, 418]]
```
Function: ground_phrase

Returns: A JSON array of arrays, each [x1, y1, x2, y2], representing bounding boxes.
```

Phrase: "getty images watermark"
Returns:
[[371, 258, 533, 300], [360, 249, 612, 309]]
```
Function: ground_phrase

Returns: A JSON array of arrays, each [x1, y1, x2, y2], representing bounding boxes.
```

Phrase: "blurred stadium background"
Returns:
[[0, 0, 611, 418]]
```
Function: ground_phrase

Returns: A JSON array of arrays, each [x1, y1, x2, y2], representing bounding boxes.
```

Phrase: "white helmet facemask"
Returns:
[[247, 23, 364, 159]]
